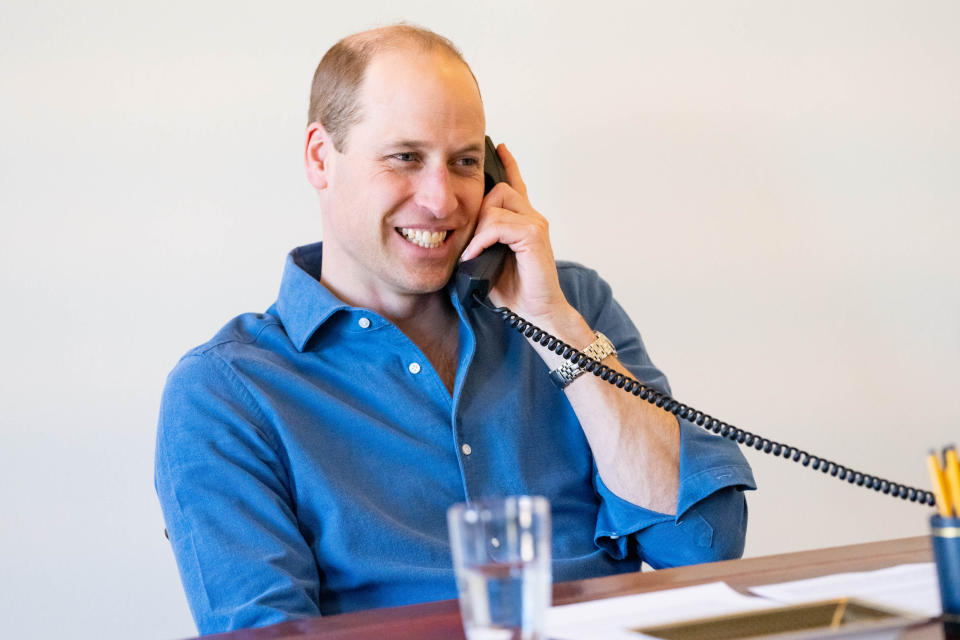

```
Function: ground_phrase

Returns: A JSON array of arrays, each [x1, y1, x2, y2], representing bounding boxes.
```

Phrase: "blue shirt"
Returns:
[[155, 242, 755, 634]]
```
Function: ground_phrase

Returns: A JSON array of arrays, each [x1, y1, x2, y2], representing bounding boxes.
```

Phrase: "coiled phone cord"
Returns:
[[476, 295, 935, 507]]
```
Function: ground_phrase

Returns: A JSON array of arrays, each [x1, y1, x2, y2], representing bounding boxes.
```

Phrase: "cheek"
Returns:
[[333, 172, 401, 221], [457, 176, 485, 209], [368, 171, 415, 210]]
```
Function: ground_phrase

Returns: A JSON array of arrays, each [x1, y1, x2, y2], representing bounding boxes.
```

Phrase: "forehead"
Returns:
[[353, 48, 485, 142]]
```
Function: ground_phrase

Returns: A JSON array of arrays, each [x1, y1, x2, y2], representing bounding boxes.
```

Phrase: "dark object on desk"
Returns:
[[946, 620, 960, 639], [931, 514, 960, 636], [634, 598, 925, 640]]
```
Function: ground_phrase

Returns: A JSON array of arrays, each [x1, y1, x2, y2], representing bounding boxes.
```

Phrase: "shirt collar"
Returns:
[[276, 242, 353, 352], [276, 241, 472, 352]]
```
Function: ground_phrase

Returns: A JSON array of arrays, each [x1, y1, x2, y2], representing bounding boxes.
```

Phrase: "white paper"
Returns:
[[750, 562, 940, 618], [544, 581, 779, 640]]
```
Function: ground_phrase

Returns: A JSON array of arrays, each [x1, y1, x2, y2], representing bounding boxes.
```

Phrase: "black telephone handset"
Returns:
[[463, 137, 933, 506], [453, 136, 510, 304]]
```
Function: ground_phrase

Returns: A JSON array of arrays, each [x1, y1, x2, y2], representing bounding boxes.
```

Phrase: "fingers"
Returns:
[[497, 143, 527, 197], [462, 144, 541, 262], [459, 208, 510, 262], [460, 206, 548, 262], [482, 180, 531, 215], [459, 228, 498, 262]]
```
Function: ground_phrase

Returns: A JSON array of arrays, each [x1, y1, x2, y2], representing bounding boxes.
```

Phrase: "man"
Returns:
[[155, 25, 754, 635]]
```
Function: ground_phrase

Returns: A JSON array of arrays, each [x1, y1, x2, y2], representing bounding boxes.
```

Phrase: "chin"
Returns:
[[393, 268, 455, 295], [404, 278, 452, 295]]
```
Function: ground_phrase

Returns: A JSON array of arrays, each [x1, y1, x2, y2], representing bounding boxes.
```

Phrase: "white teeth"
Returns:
[[398, 228, 447, 249]]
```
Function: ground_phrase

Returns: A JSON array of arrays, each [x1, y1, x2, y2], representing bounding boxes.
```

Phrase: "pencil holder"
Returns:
[[931, 514, 960, 632]]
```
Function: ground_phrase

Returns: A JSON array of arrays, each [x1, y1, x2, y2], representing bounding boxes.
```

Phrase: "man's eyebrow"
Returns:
[[455, 142, 484, 154], [381, 140, 484, 154], [382, 139, 427, 151]]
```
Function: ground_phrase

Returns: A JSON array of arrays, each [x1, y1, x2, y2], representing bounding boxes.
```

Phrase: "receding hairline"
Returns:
[[307, 24, 482, 152], [339, 24, 476, 79]]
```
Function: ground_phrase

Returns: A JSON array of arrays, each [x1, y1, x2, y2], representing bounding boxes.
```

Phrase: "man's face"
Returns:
[[315, 48, 486, 303]]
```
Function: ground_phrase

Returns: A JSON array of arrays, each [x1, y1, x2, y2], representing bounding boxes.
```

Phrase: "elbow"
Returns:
[[639, 487, 749, 569], [699, 486, 749, 563]]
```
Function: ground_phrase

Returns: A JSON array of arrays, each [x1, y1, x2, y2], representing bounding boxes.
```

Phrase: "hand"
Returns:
[[460, 144, 586, 337]]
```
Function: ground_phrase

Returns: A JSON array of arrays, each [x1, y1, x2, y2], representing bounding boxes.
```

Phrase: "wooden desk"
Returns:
[[203, 536, 949, 640]]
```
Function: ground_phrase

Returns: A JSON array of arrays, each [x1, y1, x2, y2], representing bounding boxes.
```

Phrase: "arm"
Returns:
[[462, 145, 754, 562], [155, 352, 321, 633], [462, 144, 680, 512], [566, 265, 755, 565], [531, 307, 681, 513]]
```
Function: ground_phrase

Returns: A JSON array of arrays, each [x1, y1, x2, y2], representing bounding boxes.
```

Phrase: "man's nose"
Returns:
[[413, 165, 458, 217]]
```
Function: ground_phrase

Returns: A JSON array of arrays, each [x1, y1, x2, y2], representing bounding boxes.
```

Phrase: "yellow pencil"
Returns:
[[928, 450, 952, 517], [944, 446, 960, 517]]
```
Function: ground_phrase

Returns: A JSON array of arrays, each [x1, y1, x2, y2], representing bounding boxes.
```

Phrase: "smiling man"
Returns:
[[155, 25, 754, 635]]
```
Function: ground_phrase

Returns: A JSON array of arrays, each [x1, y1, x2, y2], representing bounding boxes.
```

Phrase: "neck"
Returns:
[[386, 291, 458, 341], [320, 273, 454, 327], [319, 275, 461, 393], [322, 267, 464, 395], [319, 272, 462, 366]]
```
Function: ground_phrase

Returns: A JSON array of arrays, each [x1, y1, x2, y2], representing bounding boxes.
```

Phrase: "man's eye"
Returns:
[[457, 157, 480, 167], [392, 152, 418, 162]]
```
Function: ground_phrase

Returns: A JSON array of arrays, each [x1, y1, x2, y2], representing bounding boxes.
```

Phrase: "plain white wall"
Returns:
[[1, 1, 957, 638]]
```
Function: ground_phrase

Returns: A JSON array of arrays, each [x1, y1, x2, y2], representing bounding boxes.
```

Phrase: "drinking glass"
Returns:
[[447, 495, 552, 640]]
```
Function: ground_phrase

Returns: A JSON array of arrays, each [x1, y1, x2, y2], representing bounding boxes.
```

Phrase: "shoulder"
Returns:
[[159, 312, 289, 449], [556, 259, 601, 284], [183, 311, 283, 358], [555, 260, 614, 313], [166, 311, 287, 393]]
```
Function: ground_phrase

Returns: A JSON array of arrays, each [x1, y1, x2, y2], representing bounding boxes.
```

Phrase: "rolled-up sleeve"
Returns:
[[557, 262, 756, 567], [593, 418, 754, 566]]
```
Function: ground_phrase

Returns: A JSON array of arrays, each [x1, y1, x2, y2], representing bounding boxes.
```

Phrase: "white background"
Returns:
[[1, 2, 957, 638]]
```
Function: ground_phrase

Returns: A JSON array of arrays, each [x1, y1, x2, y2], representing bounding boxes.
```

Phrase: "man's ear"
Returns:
[[305, 122, 332, 190]]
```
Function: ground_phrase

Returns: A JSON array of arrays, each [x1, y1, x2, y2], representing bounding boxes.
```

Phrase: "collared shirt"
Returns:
[[155, 242, 755, 634]]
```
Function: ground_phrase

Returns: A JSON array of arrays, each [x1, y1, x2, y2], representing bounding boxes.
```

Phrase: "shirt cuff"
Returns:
[[593, 417, 756, 560]]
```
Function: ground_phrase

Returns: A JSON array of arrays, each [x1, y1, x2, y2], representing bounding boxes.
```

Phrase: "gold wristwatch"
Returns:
[[549, 331, 617, 390]]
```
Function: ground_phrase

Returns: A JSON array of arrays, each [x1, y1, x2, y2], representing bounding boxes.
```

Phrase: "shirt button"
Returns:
[[408, 362, 421, 374], [358, 317, 371, 329], [461, 443, 472, 455]]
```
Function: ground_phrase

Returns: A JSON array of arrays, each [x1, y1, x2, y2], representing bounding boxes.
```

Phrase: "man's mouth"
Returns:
[[396, 227, 449, 249]]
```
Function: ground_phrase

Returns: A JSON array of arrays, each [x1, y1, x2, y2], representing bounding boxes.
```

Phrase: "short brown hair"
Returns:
[[308, 24, 476, 152]]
